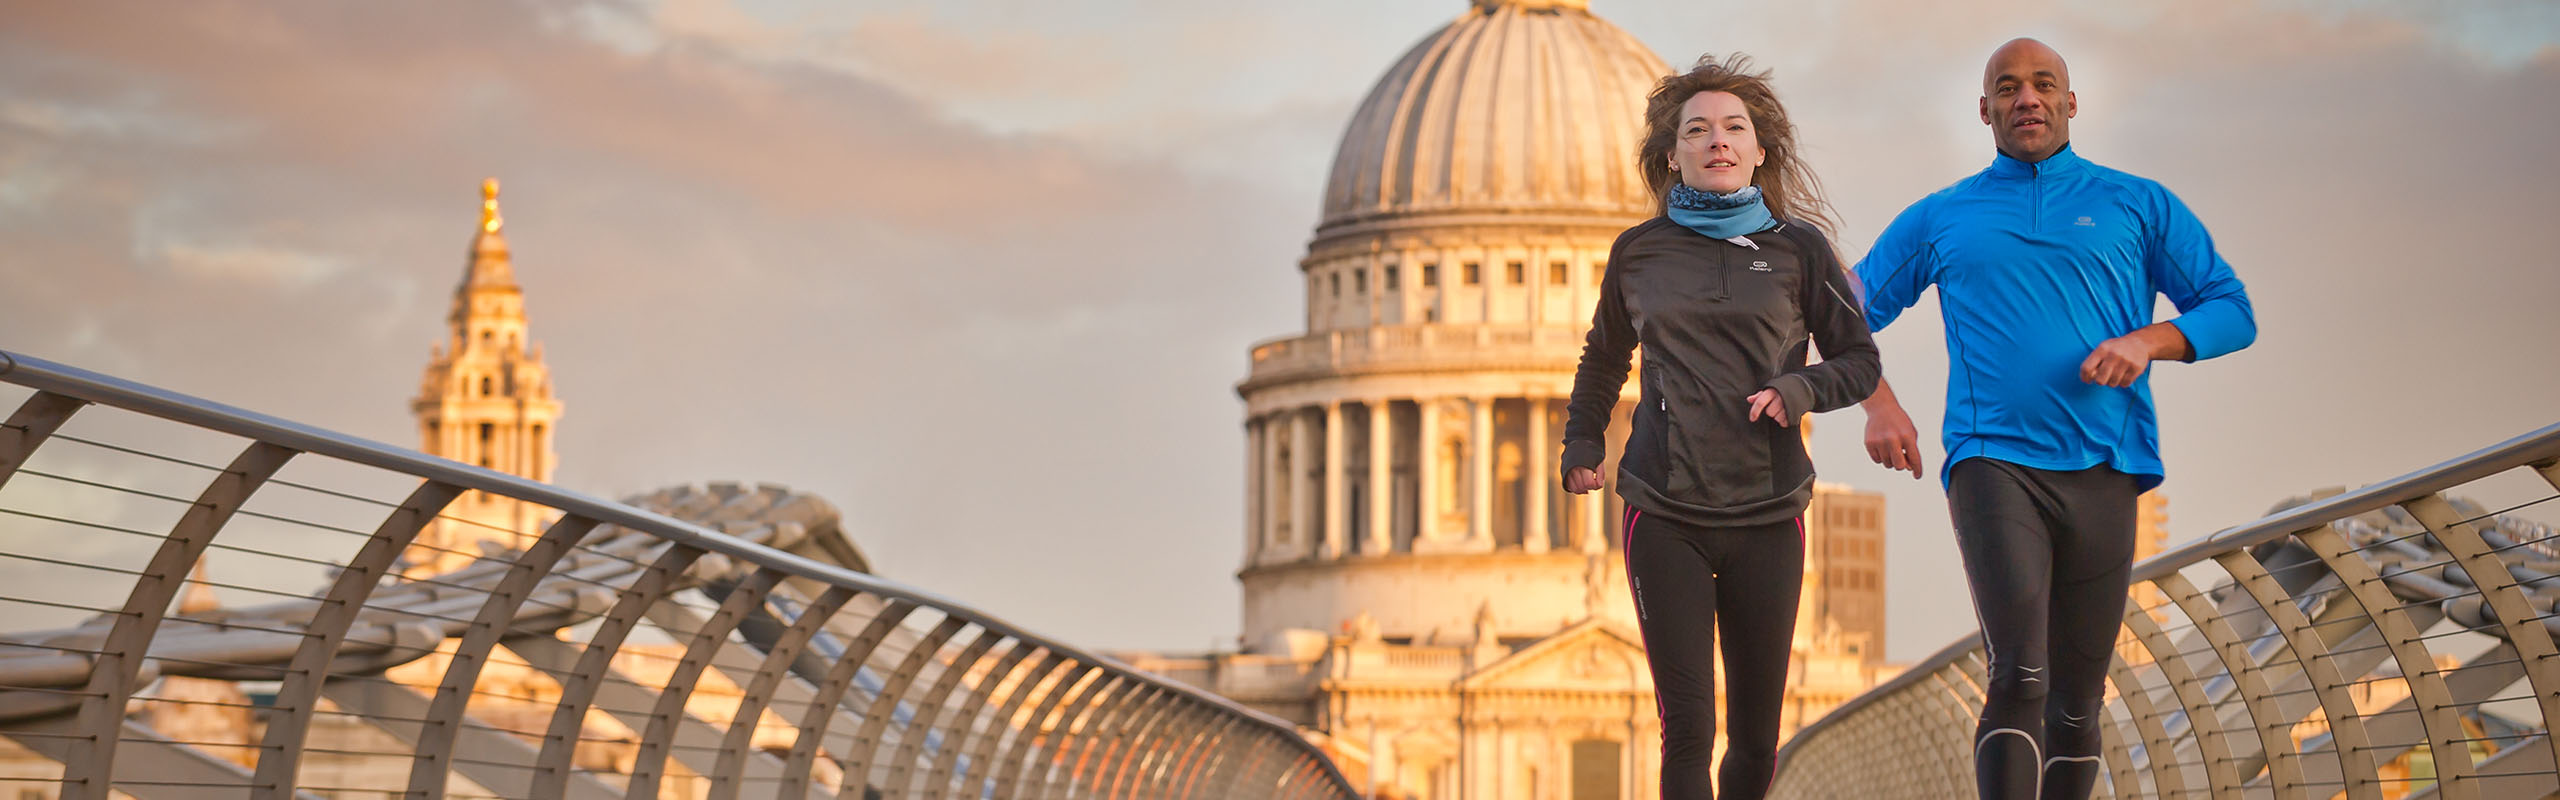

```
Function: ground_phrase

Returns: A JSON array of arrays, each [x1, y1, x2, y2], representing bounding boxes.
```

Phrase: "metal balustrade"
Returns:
[[1770, 422, 2560, 800], [0, 349, 1358, 800]]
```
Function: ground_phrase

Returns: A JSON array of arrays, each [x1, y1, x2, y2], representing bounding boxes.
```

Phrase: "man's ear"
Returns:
[[2065, 90, 2078, 119], [1979, 96, 1992, 125]]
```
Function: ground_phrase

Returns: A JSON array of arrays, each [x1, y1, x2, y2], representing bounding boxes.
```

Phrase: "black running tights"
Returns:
[[1946, 458, 2141, 800], [1622, 507, 1803, 800]]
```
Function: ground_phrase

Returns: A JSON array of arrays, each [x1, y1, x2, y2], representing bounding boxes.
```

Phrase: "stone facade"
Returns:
[[1120, 3, 1902, 798]]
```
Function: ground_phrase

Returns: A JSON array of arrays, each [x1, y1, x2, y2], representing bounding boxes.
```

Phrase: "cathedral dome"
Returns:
[[1317, 0, 1670, 234]]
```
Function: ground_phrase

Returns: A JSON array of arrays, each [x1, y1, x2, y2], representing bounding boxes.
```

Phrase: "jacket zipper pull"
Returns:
[[1659, 397, 1667, 411]]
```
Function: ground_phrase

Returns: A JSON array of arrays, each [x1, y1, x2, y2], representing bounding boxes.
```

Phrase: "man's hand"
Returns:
[[2082, 322, 2194, 388], [1862, 380, 1925, 479], [1746, 388, 1791, 427], [2080, 336, 2154, 388], [1565, 467, 1605, 494]]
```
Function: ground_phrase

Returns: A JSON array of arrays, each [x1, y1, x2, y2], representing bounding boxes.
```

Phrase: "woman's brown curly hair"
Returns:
[[1638, 54, 1837, 235]]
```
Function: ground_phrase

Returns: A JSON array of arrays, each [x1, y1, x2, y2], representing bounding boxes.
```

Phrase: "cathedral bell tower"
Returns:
[[407, 179, 564, 575]]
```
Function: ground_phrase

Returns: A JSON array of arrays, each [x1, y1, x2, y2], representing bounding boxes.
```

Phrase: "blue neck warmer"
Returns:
[[1666, 183, 1775, 240]]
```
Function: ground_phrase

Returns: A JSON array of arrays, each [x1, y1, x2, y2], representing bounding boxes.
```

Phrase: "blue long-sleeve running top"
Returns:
[[1857, 144, 2257, 490]]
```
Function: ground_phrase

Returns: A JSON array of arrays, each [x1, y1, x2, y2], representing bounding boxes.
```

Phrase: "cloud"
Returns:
[[834, 10, 1137, 105], [0, 0, 2553, 661], [154, 242, 349, 289], [0, 0, 1312, 651], [0, 96, 247, 146]]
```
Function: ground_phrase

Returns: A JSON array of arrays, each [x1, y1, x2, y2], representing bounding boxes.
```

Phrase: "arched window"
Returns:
[[480, 376, 494, 396]]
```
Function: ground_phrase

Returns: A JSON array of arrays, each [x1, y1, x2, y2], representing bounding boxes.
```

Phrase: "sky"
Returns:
[[1, 0, 2556, 662]]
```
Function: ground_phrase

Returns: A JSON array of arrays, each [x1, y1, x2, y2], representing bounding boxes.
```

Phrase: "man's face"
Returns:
[[1979, 41, 2076, 162]]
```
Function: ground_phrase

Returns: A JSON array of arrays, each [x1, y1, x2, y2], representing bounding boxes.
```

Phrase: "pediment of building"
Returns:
[[1458, 618, 1651, 693]]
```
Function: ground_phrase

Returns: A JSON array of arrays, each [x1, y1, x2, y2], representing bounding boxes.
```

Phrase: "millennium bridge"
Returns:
[[1, 347, 2555, 799]]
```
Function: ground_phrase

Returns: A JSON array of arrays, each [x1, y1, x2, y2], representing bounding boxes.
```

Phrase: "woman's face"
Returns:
[[1671, 90, 1765, 195]]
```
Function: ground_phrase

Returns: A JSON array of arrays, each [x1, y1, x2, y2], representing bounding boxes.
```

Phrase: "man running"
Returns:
[[1854, 38, 2257, 800]]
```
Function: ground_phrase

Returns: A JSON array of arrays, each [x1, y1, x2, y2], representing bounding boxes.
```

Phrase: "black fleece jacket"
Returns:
[[1561, 217, 1882, 527]]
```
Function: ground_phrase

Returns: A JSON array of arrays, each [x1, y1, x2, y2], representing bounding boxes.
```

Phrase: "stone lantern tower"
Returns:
[[408, 179, 565, 575]]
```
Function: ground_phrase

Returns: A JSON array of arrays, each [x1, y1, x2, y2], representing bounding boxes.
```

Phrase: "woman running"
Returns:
[[1560, 54, 1880, 800]]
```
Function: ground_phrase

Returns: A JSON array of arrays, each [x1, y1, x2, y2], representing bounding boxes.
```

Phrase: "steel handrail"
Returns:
[[1773, 420, 2560, 779], [0, 346, 1354, 795]]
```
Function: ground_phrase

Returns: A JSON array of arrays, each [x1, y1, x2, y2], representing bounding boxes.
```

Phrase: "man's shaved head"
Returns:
[[1979, 37, 2078, 162], [1983, 38, 2070, 95]]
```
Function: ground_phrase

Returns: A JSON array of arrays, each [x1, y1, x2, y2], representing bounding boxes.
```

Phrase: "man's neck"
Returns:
[[1999, 142, 2070, 163]]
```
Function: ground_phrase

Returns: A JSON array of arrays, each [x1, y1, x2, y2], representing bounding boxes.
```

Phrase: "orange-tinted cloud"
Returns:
[[0, 0, 2554, 658]]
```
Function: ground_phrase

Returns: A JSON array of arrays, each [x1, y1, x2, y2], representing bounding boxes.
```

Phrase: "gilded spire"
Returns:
[[464, 177, 516, 290], [480, 178, 504, 233]]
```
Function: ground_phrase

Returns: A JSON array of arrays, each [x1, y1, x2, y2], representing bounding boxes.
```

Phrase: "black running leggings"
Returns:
[[1946, 458, 2141, 800], [1622, 507, 1803, 800]]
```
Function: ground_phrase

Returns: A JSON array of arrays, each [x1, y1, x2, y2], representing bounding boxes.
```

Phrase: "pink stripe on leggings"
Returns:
[[1620, 506, 1662, 727]]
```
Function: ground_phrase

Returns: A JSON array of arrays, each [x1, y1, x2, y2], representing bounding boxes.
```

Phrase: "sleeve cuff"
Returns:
[[2169, 305, 2255, 362], [1560, 439, 1605, 482], [1765, 373, 1814, 421]]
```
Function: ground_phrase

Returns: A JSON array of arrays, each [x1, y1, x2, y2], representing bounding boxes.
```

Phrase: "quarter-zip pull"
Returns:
[[2032, 170, 2045, 233]]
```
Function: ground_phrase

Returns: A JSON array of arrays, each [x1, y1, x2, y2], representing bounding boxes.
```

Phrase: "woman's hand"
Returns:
[[1565, 466, 1606, 494], [1746, 388, 1791, 427]]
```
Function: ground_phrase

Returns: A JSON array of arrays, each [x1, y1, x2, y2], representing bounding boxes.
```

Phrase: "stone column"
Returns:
[[1367, 250, 1384, 327], [1572, 252, 1591, 330], [1527, 246, 1546, 324], [1305, 272, 1318, 333], [1322, 401, 1346, 559], [1365, 717, 1383, 800], [1367, 400, 1393, 555], [1244, 416, 1263, 566], [1468, 395, 1494, 550], [1262, 410, 1287, 563], [1291, 408, 1316, 561], [1582, 485, 1608, 554], [1416, 397, 1440, 542], [1524, 396, 1550, 553]]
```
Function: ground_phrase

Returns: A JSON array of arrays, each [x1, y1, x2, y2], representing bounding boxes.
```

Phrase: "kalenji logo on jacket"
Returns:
[[1750, 261, 1772, 272]]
